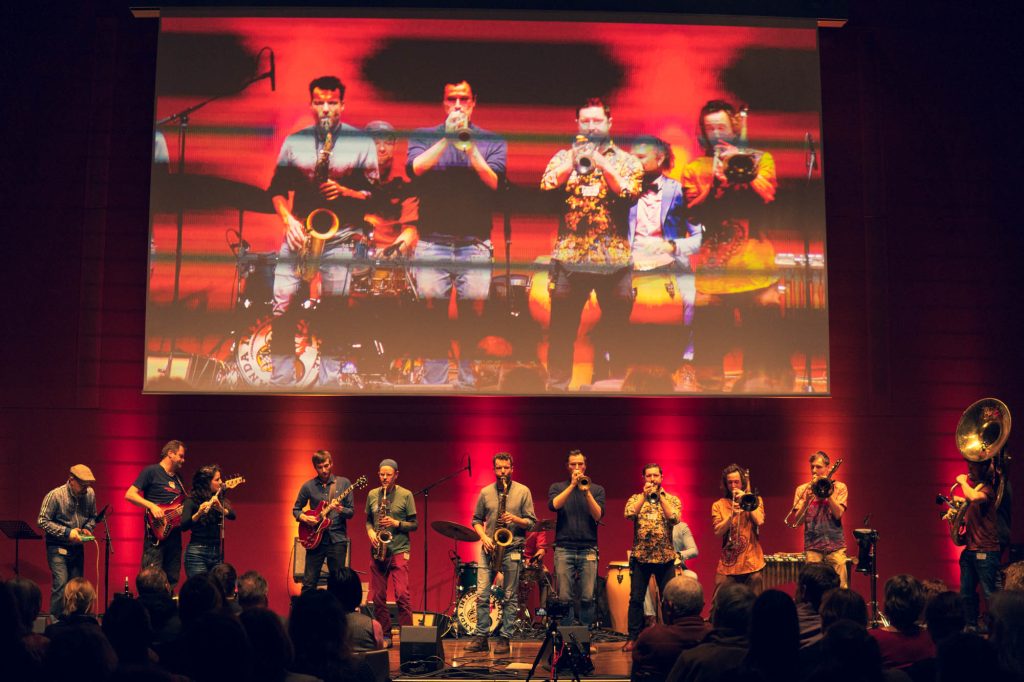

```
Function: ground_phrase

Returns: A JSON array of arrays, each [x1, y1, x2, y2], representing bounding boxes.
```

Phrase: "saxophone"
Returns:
[[489, 476, 514, 573], [373, 485, 393, 561], [296, 117, 340, 282]]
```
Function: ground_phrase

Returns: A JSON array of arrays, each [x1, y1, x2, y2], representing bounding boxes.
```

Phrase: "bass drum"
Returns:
[[234, 316, 320, 389], [456, 592, 502, 636]]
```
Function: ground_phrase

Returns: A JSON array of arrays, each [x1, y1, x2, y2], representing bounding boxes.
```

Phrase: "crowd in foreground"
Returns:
[[2, 560, 1023, 682]]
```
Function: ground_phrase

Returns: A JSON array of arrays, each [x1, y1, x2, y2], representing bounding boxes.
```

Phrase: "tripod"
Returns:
[[526, 619, 582, 682], [854, 527, 885, 627]]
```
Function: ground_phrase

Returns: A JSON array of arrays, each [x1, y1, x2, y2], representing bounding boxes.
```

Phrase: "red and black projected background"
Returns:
[[146, 11, 828, 395]]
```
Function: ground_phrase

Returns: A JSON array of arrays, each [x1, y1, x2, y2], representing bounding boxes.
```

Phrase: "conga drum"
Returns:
[[605, 561, 631, 635]]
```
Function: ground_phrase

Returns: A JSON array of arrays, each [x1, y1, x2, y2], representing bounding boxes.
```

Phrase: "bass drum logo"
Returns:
[[236, 317, 320, 389]]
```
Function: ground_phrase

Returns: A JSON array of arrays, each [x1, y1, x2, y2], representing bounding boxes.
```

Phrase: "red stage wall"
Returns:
[[1, 3, 1021, 616]]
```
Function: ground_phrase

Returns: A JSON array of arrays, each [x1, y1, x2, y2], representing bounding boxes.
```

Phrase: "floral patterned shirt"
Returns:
[[541, 142, 643, 271], [625, 492, 681, 563]]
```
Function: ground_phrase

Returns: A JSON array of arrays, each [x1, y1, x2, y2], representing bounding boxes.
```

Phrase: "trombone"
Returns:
[[784, 457, 843, 528]]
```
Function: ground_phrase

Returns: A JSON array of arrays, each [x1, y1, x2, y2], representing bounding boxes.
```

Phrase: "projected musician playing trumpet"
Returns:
[[267, 75, 379, 388]]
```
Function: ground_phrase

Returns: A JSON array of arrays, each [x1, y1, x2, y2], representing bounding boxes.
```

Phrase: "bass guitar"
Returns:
[[146, 475, 245, 545], [298, 475, 368, 550]]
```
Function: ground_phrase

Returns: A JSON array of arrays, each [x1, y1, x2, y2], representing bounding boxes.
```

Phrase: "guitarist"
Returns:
[[364, 458, 417, 648], [293, 449, 355, 594], [124, 440, 188, 589], [181, 465, 237, 578]]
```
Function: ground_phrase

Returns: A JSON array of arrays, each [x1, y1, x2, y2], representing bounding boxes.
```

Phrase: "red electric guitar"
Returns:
[[298, 475, 367, 550], [146, 475, 245, 545]]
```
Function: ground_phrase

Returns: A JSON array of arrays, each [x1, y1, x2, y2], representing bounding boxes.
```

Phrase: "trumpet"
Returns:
[[447, 111, 472, 152], [711, 106, 763, 185], [572, 135, 596, 176], [647, 489, 661, 505], [577, 475, 591, 491]]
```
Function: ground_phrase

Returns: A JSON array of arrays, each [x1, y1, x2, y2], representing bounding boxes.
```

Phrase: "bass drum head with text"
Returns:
[[235, 316, 320, 389], [456, 593, 502, 635]]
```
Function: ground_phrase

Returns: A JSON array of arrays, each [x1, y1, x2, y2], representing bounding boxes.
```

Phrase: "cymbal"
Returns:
[[535, 519, 556, 531], [431, 520, 478, 542]]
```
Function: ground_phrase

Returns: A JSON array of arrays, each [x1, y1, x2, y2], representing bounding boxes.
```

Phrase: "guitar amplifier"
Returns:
[[400, 625, 445, 673], [291, 537, 350, 583]]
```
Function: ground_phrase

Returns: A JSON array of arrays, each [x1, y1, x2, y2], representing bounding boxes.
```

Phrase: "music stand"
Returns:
[[0, 520, 42, 575]]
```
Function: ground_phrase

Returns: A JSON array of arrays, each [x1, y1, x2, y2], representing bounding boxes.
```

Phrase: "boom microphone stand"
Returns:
[[413, 455, 471, 625]]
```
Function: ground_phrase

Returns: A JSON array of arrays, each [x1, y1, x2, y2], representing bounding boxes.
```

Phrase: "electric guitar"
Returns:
[[146, 475, 245, 544], [298, 475, 368, 550]]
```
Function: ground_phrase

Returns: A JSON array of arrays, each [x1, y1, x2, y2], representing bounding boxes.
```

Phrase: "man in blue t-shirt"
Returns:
[[124, 440, 188, 589]]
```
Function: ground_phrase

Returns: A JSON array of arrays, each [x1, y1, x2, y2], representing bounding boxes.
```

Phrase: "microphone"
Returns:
[[269, 49, 276, 92], [94, 504, 111, 524], [805, 133, 817, 170]]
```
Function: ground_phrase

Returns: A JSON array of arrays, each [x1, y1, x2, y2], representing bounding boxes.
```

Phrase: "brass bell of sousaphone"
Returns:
[[956, 397, 1012, 508]]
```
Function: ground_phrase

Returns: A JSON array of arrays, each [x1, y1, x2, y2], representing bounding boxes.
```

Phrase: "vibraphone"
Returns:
[[764, 552, 857, 589]]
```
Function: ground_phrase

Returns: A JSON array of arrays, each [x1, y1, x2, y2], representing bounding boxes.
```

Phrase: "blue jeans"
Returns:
[[475, 546, 522, 638], [412, 238, 492, 386], [553, 546, 599, 626], [46, 544, 84, 617], [960, 548, 999, 626], [271, 238, 359, 387], [184, 543, 222, 578]]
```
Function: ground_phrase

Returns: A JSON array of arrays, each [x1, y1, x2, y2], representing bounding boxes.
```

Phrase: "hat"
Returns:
[[70, 464, 96, 484], [365, 120, 397, 139], [379, 458, 399, 471]]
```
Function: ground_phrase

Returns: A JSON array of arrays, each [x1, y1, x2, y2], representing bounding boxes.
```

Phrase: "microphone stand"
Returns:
[[413, 459, 471, 625], [157, 65, 274, 375], [100, 516, 113, 611]]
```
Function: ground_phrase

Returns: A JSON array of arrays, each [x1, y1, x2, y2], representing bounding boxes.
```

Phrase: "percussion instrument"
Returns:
[[456, 592, 502, 635], [605, 561, 631, 635], [457, 561, 479, 594], [431, 520, 479, 543]]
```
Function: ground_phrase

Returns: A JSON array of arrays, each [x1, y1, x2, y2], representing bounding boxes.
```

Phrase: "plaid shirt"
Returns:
[[38, 482, 97, 546]]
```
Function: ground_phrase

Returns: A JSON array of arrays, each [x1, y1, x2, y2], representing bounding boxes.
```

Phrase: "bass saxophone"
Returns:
[[490, 476, 514, 573], [373, 485, 393, 561], [296, 117, 340, 282]]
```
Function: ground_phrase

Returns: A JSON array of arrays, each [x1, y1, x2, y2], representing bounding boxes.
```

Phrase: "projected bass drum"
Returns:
[[456, 593, 502, 635], [234, 316, 320, 389]]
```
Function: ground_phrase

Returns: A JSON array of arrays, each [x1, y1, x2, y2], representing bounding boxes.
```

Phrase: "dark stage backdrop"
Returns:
[[1, 2, 1022, 616]]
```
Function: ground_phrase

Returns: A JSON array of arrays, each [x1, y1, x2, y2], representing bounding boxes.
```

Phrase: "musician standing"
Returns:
[[125, 440, 187, 589], [267, 75, 378, 387], [711, 464, 765, 595], [38, 464, 98, 617], [180, 465, 236, 578], [541, 98, 643, 390], [791, 451, 848, 588], [293, 450, 355, 594], [407, 80, 507, 387], [623, 463, 682, 650], [547, 448, 606, 627], [956, 459, 1001, 629], [364, 458, 418, 648], [467, 453, 536, 655]]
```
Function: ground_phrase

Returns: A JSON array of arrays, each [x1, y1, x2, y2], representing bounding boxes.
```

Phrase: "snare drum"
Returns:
[[456, 592, 502, 635], [350, 262, 416, 300], [605, 561, 631, 635]]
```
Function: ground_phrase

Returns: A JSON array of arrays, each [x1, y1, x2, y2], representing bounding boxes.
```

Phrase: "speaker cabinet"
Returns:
[[399, 625, 445, 673]]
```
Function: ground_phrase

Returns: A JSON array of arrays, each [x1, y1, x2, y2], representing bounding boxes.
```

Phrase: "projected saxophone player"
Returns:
[[682, 100, 786, 393], [711, 464, 765, 595], [267, 75, 378, 388], [466, 453, 536, 656], [407, 80, 507, 388], [541, 98, 644, 391], [364, 458, 417, 648]]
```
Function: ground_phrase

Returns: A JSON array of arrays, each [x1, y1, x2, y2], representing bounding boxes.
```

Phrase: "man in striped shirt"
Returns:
[[38, 464, 97, 618]]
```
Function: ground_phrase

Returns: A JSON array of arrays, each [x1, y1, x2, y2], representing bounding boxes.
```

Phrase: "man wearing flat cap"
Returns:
[[38, 464, 98, 617], [365, 458, 417, 647]]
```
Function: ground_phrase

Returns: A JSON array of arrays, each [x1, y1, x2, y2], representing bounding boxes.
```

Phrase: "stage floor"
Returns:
[[389, 630, 631, 681]]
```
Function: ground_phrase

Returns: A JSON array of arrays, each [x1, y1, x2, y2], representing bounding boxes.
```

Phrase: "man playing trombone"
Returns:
[[711, 464, 765, 595], [788, 451, 848, 588]]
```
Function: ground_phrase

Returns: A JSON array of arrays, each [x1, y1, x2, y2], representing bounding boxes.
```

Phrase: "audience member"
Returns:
[[799, 588, 869, 679], [240, 607, 321, 682], [288, 590, 375, 682], [7, 576, 48, 663], [136, 566, 181, 646], [102, 596, 156, 667], [871, 575, 934, 669], [209, 563, 242, 616], [666, 582, 755, 682], [934, 632, 998, 682], [177, 573, 223, 628], [741, 589, 799, 682], [238, 570, 270, 610], [182, 611, 254, 682], [43, 577, 100, 639], [988, 590, 1024, 681], [632, 575, 711, 682], [805, 619, 911, 682], [327, 567, 384, 650], [796, 563, 840, 649], [43, 618, 118, 682], [1004, 560, 1024, 592], [1, 581, 39, 681]]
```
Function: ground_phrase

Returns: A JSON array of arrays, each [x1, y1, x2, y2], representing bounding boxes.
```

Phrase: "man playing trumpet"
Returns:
[[789, 451, 848, 588], [712, 464, 765, 595]]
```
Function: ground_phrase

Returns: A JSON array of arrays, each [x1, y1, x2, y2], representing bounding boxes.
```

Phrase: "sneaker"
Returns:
[[493, 636, 511, 655], [464, 636, 489, 653]]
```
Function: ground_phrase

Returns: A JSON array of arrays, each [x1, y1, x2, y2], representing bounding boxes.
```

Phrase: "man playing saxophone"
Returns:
[[467, 452, 536, 655], [267, 75, 378, 387], [365, 458, 417, 648], [789, 451, 849, 587], [711, 464, 765, 595]]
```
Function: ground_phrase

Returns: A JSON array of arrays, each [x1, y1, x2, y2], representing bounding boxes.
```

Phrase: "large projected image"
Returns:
[[146, 12, 828, 395]]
